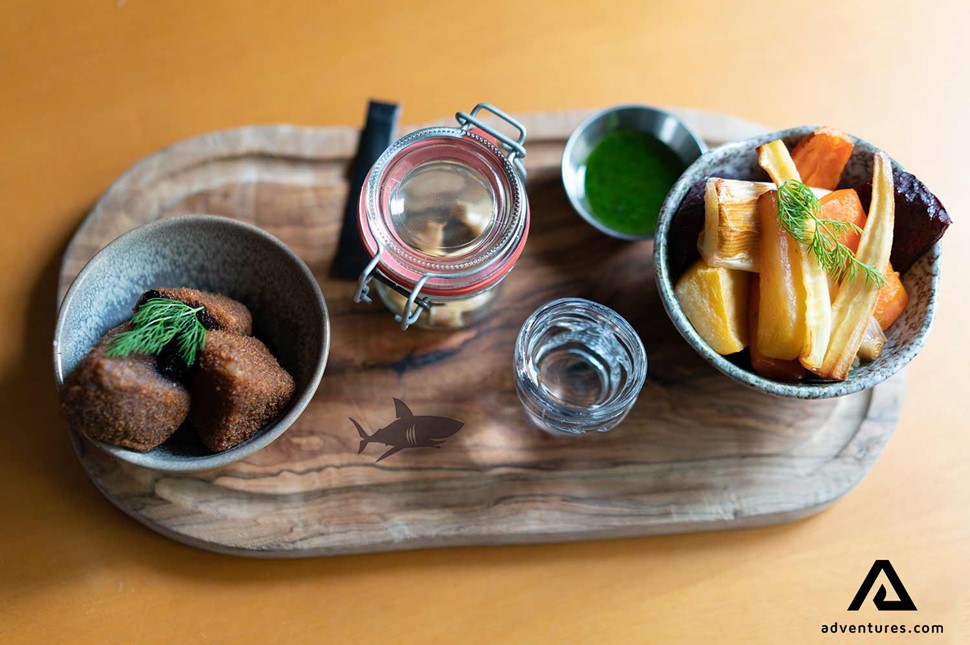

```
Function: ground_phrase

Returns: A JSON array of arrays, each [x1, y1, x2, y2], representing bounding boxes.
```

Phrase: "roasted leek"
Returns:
[[698, 178, 828, 273], [699, 178, 771, 272], [857, 317, 886, 362]]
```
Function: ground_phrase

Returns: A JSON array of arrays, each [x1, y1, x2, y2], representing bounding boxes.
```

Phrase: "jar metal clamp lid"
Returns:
[[354, 103, 530, 330]]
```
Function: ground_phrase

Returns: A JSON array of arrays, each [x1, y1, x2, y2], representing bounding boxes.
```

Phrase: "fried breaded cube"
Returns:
[[189, 330, 295, 452], [59, 324, 191, 452], [138, 288, 253, 335]]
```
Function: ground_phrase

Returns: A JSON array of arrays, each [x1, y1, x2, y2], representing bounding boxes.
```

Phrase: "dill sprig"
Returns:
[[777, 180, 886, 286], [106, 298, 207, 365]]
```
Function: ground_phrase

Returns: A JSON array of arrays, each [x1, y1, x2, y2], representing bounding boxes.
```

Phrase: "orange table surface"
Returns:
[[1, 1, 968, 643]]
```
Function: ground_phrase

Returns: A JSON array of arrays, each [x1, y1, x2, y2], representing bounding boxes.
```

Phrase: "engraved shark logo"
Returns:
[[350, 399, 464, 463]]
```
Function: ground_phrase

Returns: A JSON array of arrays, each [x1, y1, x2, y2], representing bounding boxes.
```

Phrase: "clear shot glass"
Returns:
[[513, 298, 647, 435]]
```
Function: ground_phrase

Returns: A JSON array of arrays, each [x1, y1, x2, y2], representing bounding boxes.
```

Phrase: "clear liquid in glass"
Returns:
[[532, 321, 632, 410], [514, 298, 647, 435]]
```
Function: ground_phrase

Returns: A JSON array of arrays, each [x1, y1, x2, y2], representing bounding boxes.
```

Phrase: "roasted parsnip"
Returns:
[[756, 140, 832, 370], [818, 152, 895, 380], [758, 140, 801, 185]]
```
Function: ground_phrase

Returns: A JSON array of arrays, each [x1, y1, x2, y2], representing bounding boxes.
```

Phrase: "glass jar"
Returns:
[[354, 103, 530, 330]]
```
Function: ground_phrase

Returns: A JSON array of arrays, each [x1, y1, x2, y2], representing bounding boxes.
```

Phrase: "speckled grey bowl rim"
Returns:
[[53, 214, 331, 472], [561, 104, 708, 241], [654, 126, 942, 399]]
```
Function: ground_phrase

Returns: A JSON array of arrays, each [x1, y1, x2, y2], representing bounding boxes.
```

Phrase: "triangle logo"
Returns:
[[847, 560, 917, 611]]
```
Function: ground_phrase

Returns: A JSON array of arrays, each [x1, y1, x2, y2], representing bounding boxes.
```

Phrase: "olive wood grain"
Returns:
[[57, 109, 905, 557]]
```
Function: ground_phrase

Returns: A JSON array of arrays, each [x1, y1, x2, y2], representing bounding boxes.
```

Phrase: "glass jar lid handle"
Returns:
[[456, 103, 528, 179]]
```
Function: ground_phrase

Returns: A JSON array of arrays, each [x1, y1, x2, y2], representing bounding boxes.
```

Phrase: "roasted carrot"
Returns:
[[791, 127, 855, 191], [821, 188, 906, 330], [874, 266, 909, 330], [748, 275, 806, 381], [820, 189, 868, 254]]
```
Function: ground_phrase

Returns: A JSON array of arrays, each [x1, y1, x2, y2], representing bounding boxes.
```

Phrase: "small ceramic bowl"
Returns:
[[654, 126, 941, 399], [562, 104, 707, 240], [53, 215, 330, 471]]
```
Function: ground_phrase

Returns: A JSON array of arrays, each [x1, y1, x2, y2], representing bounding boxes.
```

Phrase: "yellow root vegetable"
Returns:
[[748, 274, 807, 381], [756, 140, 832, 369], [755, 191, 805, 360], [675, 259, 750, 355]]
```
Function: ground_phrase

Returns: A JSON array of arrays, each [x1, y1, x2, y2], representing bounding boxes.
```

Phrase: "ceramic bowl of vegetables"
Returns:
[[654, 126, 949, 399], [54, 215, 330, 471]]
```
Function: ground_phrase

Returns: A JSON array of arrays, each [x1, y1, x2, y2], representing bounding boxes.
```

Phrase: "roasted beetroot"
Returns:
[[854, 169, 950, 274], [668, 179, 708, 280]]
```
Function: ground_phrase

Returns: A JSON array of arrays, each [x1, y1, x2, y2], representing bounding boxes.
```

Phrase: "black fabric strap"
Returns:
[[331, 100, 400, 279]]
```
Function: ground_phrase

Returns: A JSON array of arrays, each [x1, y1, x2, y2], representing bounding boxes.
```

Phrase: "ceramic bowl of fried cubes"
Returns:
[[655, 126, 948, 399], [54, 215, 330, 471]]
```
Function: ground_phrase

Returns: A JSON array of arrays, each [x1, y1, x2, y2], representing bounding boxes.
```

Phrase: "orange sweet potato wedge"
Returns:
[[748, 275, 806, 382], [874, 266, 909, 330], [820, 189, 867, 254], [791, 127, 855, 190]]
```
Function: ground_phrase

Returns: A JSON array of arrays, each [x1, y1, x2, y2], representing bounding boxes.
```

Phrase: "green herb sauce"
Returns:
[[584, 131, 686, 236]]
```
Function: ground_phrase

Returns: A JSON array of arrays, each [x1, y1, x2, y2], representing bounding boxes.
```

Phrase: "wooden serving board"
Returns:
[[57, 109, 906, 557]]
